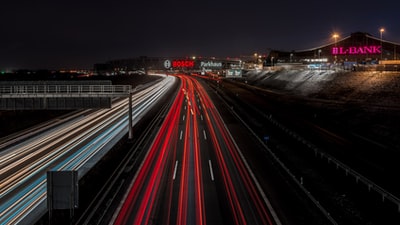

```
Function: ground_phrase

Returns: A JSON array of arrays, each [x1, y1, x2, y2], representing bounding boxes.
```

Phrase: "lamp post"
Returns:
[[333, 34, 339, 46], [380, 28, 385, 60], [333, 33, 339, 63]]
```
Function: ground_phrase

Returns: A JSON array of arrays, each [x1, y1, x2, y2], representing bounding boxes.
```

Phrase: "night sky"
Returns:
[[1, 0, 399, 70]]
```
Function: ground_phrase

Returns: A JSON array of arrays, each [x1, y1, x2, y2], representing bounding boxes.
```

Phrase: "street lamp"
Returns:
[[332, 33, 339, 63], [254, 53, 258, 68], [380, 28, 385, 60], [332, 33, 339, 46]]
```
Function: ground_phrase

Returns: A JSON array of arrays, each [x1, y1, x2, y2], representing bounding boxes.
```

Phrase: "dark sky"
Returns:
[[1, 0, 399, 70]]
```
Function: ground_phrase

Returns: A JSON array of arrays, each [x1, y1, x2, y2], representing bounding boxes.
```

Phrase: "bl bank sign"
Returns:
[[332, 45, 381, 55]]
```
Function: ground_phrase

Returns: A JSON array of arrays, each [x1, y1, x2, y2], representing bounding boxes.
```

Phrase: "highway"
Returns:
[[206, 77, 400, 225], [0, 75, 177, 225], [111, 74, 280, 225]]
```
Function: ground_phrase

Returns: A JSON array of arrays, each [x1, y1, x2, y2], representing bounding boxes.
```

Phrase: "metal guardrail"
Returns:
[[0, 85, 131, 98], [213, 86, 338, 224], [230, 109, 339, 225], [266, 110, 400, 213], [223, 78, 400, 213]]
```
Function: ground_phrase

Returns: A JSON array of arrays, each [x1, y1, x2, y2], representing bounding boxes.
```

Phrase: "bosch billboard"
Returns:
[[164, 59, 195, 69]]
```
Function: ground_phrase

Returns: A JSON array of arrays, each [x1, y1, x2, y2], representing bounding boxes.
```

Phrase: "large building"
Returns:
[[269, 32, 400, 66]]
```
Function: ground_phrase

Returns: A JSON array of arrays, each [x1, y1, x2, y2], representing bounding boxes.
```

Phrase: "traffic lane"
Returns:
[[197, 78, 276, 225], [176, 76, 206, 225], [173, 75, 223, 225], [186, 80, 222, 225], [0, 102, 130, 223], [1, 77, 176, 225], [167, 93, 188, 225], [204, 78, 334, 225], [0, 100, 126, 185], [113, 90, 183, 225], [0, 103, 128, 200], [142, 76, 204, 225], [114, 74, 276, 225], [193, 75, 274, 224], [195, 91, 225, 225], [178, 97, 196, 225]]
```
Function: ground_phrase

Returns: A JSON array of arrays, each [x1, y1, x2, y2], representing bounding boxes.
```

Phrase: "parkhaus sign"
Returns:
[[332, 45, 382, 55], [200, 61, 222, 68]]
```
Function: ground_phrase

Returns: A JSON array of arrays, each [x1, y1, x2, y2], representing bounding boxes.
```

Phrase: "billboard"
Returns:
[[164, 59, 195, 69]]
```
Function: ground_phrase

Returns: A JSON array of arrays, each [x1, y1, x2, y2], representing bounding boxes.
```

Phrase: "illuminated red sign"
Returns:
[[172, 60, 195, 68], [332, 46, 381, 55]]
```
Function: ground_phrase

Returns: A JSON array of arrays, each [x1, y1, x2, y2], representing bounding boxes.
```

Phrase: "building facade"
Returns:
[[270, 32, 399, 64]]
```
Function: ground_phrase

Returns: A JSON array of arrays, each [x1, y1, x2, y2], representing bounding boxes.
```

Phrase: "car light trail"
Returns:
[[112, 74, 279, 225], [0, 75, 177, 225], [113, 77, 184, 225]]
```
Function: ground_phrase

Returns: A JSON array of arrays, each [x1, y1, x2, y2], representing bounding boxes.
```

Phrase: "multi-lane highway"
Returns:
[[0, 75, 176, 225], [111, 74, 281, 225]]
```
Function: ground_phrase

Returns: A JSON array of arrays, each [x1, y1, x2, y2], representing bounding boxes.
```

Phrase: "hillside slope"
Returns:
[[245, 66, 400, 106], [241, 66, 400, 149]]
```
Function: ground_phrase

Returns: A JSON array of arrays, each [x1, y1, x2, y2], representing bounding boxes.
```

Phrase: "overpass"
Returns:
[[0, 81, 131, 110]]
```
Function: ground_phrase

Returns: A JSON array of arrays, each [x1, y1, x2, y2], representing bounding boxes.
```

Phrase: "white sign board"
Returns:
[[164, 60, 171, 69]]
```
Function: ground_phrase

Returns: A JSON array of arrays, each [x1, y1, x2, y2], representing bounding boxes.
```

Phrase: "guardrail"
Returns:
[[223, 78, 400, 213], [266, 113, 400, 212], [212, 85, 338, 224]]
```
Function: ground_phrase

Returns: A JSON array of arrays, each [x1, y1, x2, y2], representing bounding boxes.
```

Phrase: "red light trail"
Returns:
[[112, 74, 278, 225]]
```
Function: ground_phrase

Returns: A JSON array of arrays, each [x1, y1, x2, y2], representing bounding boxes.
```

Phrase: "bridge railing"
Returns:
[[0, 85, 131, 98]]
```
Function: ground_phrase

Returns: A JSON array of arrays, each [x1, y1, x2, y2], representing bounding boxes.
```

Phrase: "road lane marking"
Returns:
[[203, 130, 207, 140], [183, 115, 185, 121], [208, 160, 214, 181], [173, 161, 179, 180], [180, 130, 183, 140], [201, 115, 203, 121]]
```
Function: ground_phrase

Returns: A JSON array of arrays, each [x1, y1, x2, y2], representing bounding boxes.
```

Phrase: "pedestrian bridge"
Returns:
[[0, 81, 131, 110]]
